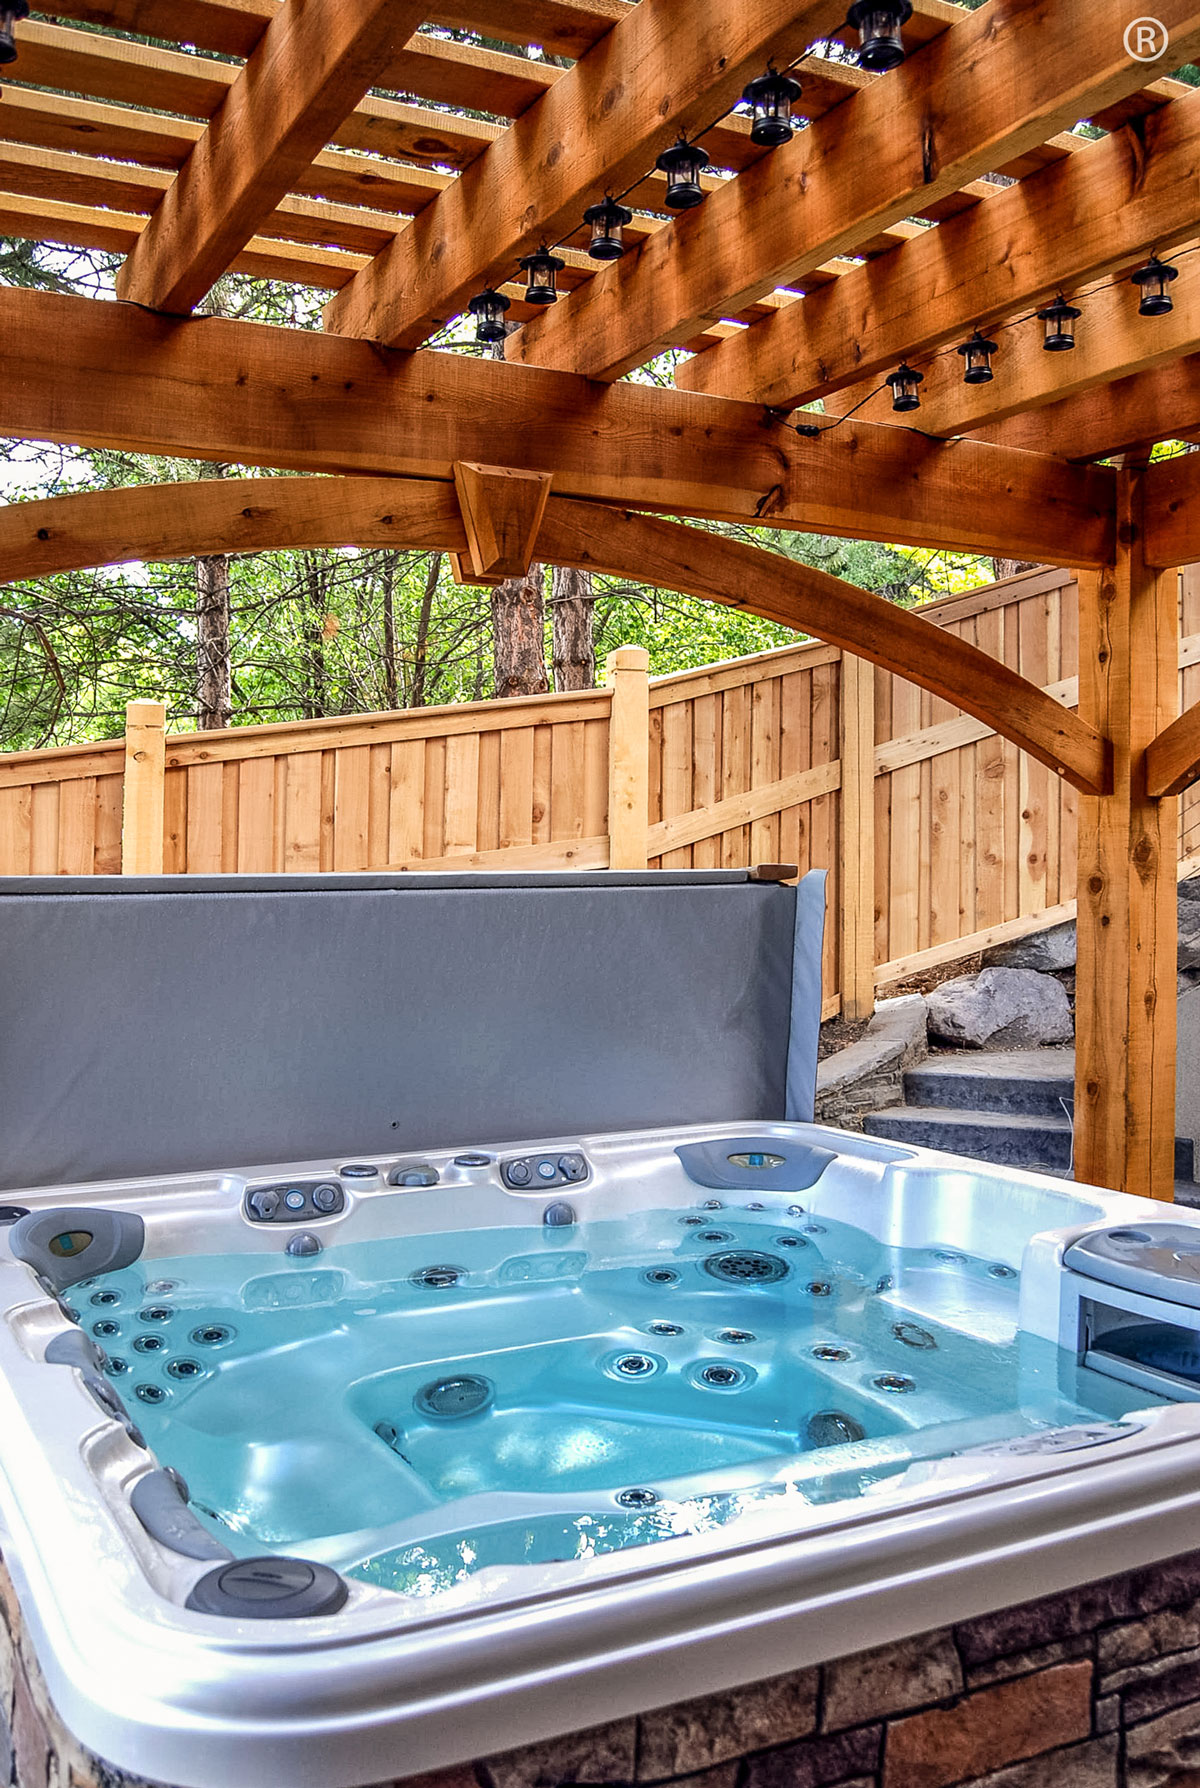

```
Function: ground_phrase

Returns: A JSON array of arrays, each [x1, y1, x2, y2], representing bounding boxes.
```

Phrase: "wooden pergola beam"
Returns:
[[974, 356, 1200, 465], [671, 0, 1200, 408], [537, 500, 1111, 796], [680, 87, 1200, 416], [0, 288, 1117, 567], [0, 472, 1110, 795], [1144, 446, 1200, 568], [323, 0, 846, 349], [115, 0, 427, 315], [515, 0, 1199, 386], [909, 242, 1200, 438]]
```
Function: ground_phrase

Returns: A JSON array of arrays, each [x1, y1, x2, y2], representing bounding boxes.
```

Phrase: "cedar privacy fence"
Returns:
[[4, 563, 1200, 1021]]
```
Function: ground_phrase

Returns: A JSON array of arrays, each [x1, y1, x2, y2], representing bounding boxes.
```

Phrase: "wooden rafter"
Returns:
[[676, 84, 1200, 416], [972, 357, 1200, 465], [0, 472, 1109, 794], [115, 0, 429, 314], [907, 240, 1200, 438], [676, 0, 1200, 409], [513, 0, 1200, 386], [323, 0, 849, 348], [0, 287, 1116, 566]]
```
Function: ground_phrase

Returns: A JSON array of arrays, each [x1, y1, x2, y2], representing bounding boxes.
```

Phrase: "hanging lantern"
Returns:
[[741, 65, 802, 148], [583, 195, 634, 262], [1131, 255, 1179, 317], [886, 363, 924, 412], [1037, 294, 1081, 351], [655, 138, 711, 210], [519, 245, 565, 305], [467, 288, 510, 345], [846, 1, 913, 72], [955, 330, 998, 385], [0, 1, 29, 65]]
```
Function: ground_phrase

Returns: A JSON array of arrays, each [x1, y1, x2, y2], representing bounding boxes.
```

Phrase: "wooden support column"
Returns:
[[121, 699, 166, 875], [840, 652, 877, 1023], [606, 647, 650, 871], [1074, 470, 1179, 1198]]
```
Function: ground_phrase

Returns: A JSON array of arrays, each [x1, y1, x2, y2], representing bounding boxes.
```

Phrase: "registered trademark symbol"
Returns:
[[1124, 16, 1169, 59]]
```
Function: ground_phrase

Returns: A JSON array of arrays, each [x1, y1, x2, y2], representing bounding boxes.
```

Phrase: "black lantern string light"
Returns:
[[886, 363, 924, 412], [467, 287, 510, 345], [955, 330, 997, 384], [0, 0, 28, 64], [519, 244, 565, 305], [1131, 255, 1179, 316], [741, 65, 802, 147], [583, 195, 634, 261], [846, 1, 913, 72], [655, 137, 711, 210], [1037, 294, 1081, 351]]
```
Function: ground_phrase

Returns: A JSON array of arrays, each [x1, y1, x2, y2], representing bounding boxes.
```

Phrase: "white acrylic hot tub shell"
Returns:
[[0, 1120, 1198, 1788]]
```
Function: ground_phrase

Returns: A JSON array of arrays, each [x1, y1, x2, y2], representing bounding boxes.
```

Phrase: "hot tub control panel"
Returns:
[[243, 1180, 346, 1224], [501, 1151, 589, 1191]]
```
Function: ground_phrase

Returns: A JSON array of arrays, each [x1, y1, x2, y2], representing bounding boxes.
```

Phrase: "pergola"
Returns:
[[0, 0, 1196, 1200]]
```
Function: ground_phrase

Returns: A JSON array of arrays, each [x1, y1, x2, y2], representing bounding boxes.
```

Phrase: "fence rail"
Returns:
[[4, 564, 1200, 1019]]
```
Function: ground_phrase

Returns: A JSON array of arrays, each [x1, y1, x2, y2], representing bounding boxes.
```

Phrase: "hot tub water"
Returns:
[[77, 1200, 1159, 1598]]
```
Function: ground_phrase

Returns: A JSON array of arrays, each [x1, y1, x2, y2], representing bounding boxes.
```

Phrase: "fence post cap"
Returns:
[[125, 699, 168, 725], [605, 646, 650, 676]]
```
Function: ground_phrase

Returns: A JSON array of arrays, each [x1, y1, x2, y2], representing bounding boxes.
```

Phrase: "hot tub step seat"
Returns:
[[862, 1105, 1074, 1173], [903, 1049, 1075, 1117]]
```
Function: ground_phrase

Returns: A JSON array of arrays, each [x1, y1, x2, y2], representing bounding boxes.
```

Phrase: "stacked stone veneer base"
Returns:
[[11, 1551, 1200, 1788]]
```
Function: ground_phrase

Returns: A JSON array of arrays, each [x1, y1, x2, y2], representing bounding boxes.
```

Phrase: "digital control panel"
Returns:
[[501, 1152, 589, 1191], [244, 1180, 346, 1224]]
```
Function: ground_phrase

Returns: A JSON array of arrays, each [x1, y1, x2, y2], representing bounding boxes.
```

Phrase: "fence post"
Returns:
[[839, 652, 876, 1020], [121, 700, 167, 874], [605, 646, 650, 870]]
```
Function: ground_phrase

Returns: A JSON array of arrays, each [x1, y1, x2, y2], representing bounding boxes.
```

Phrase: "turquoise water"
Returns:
[[78, 1202, 1161, 1599]]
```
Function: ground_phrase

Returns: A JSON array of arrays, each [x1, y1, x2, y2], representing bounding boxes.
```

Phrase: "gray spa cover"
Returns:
[[0, 869, 826, 1189]]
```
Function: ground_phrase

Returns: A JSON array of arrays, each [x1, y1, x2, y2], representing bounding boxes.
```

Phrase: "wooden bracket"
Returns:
[[452, 462, 552, 580], [448, 551, 505, 589]]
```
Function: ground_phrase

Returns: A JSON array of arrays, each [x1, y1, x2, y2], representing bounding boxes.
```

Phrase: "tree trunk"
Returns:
[[492, 563, 548, 698], [991, 558, 1040, 581], [550, 565, 595, 691], [411, 551, 441, 708], [196, 551, 232, 730]]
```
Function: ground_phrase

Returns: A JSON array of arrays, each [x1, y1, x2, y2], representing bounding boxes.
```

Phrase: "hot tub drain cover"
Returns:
[[703, 1250, 789, 1285], [415, 1374, 494, 1419]]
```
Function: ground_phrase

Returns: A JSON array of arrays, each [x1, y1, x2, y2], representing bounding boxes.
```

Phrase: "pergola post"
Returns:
[[1073, 469, 1179, 1198]]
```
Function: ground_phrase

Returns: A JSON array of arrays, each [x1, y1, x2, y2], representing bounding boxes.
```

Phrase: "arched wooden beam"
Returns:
[[0, 476, 468, 583], [538, 498, 1112, 798], [1146, 702, 1200, 798], [0, 475, 1110, 796]]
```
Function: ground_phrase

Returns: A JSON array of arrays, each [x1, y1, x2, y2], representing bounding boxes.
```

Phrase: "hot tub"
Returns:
[[5, 1120, 1200, 1788]]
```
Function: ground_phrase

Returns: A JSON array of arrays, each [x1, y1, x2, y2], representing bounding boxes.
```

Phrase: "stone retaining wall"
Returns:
[[8, 1547, 1200, 1788]]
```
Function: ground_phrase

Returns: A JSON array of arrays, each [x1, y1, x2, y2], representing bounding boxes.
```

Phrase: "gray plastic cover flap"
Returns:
[[1063, 1223, 1200, 1310], [0, 871, 825, 1188]]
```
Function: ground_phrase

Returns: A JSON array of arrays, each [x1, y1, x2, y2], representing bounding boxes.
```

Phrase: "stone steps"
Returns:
[[860, 1046, 1196, 1182]]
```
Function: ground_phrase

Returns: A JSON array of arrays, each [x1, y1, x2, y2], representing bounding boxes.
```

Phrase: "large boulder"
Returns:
[[983, 920, 1076, 973], [926, 967, 1073, 1050]]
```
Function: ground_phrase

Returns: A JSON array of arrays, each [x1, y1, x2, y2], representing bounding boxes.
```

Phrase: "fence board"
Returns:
[[7, 564, 1200, 1020]]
